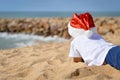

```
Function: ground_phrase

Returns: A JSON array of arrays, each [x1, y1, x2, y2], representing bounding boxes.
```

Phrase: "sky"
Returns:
[[0, 0, 120, 12]]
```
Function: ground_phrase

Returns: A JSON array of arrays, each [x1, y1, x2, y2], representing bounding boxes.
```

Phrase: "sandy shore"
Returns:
[[0, 40, 120, 80], [0, 17, 120, 80]]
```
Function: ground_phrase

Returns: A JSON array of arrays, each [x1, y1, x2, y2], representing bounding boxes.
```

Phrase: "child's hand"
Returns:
[[73, 57, 84, 63]]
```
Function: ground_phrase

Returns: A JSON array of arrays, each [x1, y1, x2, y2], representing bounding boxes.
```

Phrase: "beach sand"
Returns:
[[0, 40, 120, 80]]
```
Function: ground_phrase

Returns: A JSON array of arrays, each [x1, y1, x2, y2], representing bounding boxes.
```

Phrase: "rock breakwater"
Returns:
[[0, 17, 120, 43], [0, 18, 71, 39]]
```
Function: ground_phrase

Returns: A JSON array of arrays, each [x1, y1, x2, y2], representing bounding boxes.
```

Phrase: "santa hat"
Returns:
[[68, 12, 96, 38]]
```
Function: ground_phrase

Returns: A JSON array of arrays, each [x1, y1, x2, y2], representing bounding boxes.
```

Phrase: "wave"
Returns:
[[0, 32, 68, 49]]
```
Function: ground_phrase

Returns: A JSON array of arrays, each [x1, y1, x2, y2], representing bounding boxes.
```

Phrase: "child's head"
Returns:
[[68, 12, 97, 38]]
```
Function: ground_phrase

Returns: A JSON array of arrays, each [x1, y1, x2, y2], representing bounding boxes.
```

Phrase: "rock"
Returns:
[[0, 17, 120, 39], [97, 26, 110, 35]]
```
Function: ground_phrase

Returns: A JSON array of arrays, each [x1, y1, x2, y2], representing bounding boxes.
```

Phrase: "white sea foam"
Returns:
[[15, 41, 36, 48], [0, 32, 68, 49]]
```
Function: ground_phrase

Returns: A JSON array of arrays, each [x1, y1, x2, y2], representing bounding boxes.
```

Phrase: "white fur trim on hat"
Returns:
[[68, 22, 96, 38]]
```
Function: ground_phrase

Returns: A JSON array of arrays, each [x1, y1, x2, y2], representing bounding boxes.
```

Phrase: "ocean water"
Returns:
[[0, 11, 120, 18], [0, 11, 120, 49], [0, 11, 73, 18], [0, 33, 68, 50]]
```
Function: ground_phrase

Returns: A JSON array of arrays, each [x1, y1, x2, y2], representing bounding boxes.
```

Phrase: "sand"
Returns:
[[0, 40, 120, 80]]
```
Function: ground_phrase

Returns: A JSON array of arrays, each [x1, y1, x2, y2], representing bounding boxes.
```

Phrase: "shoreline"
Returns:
[[0, 32, 69, 50]]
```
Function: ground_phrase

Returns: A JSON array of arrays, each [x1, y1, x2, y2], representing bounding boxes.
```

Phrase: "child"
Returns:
[[68, 12, 120, 70]]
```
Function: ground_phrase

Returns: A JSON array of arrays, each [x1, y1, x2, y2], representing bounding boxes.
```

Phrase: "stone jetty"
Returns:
[[0, 17, 120, 42], [0, 18, 71, 39]]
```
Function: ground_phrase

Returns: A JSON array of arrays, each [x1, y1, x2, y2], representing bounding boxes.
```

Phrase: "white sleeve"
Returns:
[[69, 42, 81, 57]]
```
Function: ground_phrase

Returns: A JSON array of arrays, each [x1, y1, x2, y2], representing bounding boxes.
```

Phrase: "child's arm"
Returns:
[[73, 57, 84, 63]]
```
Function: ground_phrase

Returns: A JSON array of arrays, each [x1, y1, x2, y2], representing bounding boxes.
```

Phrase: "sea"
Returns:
[[0, 11, 120, 50]]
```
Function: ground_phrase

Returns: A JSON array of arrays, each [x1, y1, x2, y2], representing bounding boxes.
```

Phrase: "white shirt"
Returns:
[[69, 33, 115, 66]]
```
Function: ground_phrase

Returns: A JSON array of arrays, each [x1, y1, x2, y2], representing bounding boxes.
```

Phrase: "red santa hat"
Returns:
[[68, 12, 96, 38]]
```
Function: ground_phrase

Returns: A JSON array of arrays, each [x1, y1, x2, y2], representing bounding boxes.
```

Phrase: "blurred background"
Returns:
[[0, 0, 120, 49]]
